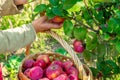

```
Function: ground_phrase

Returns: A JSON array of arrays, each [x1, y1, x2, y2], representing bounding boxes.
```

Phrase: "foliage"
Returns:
[[4, 54, 25, 80], [55, 47, 68, 55], [0, 2, 40, 79], [1, 0, 120, 79], [0, 2, 35, 30], [34, 0, 120, 79]]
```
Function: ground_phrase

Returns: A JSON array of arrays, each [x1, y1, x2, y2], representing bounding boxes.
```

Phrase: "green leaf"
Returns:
[[68, 2, 84, 12], [5, 54, 25, 71], [93, 0, 115, 3], [86, 42, 97, 51], [94, 11, 104, 24], [97, 61, 111, 76], [118, 56, 120, 64], [114, 9, 120, 18], [97, 60, 119, 76], [107, 18, 119, 33], [46, 8, 55, 19], [63, 0, 77, 10], [5, 63, 11, 69], [96, 62, 104, 71], [49, 0, 59, 6], [0, 54, 5, 61], [63, 20, 74, 37], [61, 0, 66, 3], [34, 4, 47, 13], [82, 8, 91, 20], [76, 15, 82, 21], [83, 50, 92, 62], [106, 60, 119, 74], [73, 27, 87, 40], [97, 43, 106, 58], [52, 7, 64, 16], [90, 67, 99, 77], [115, 41, 120, 53], [86, 32, 98, 50], [55, 47, 67, 55], [102, 33, 111, 41]]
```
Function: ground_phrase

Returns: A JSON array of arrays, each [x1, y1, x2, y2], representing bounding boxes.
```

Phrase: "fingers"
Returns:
[[43, 23, 62, 29], [14, 0, 28, 5], [32, 16, 63, 33], [22, 0, 28, 3], [39, 16, 48, 23]]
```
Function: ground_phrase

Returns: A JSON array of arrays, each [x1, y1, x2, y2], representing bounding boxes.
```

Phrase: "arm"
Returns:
[[0, 16, 62, 53], [0, 0, 24, 16], [0, 23, 36, 53]]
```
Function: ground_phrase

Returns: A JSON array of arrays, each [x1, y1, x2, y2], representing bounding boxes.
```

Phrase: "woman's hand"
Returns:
[[32, 16, 62, 33], [14, 0, 28, 5]]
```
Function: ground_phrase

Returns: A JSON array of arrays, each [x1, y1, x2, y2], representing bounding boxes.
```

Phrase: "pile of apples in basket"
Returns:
[[22, 54, 79, 80]]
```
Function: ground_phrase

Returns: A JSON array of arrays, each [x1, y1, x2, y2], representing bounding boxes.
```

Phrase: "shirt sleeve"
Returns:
[[0, 0, 23, 16], [0, 23, 36, 53]]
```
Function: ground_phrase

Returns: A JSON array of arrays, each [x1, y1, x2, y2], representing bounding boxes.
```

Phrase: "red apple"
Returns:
[[53, 74, 67, 80], [28, 66, 43, 80], [23, 59, 35, 69], [61, 71, 67, 75], [46, 64, 63, 79], [47, 61, 52, 67], [62, 60, 73, 71], [24, 68, 30, 77], [67, 74, 78, 80], [37, 55, 50, 64], [74, 45, 85, 53], [34, 59, 46, 69], [73, 40, 85, 53], [0, 64, 3, 80], [51, 60, 63, 67], [39, 78, 49, 80], [43, 68, 47, 77], [66, 66, 78, 76], [73, 40, 83, 46], [52, 16, 64, 24]]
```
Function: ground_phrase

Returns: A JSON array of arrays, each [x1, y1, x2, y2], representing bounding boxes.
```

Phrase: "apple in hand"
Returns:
[[52, 16, 64, 24], [28, 66, 43, 80], [73, 40, 85, 53], [23, 59, 35, 69], [34, 59, 46, 69], [37, 55, 50, 64], [46, 64, 63, 79]]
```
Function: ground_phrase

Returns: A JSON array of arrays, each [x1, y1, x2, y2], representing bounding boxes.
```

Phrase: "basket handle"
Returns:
[[45, 30, 89, 80], [25, 30, 90, 80], [25, 11, 92, 79], [25, 4, 91, 79]]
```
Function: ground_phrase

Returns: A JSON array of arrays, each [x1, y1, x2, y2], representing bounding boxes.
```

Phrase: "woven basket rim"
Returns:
[[19, 52, 74, 71], [18, 52, 93, 80]]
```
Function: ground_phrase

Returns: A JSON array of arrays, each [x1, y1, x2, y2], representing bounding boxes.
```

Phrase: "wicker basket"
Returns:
[[18, 31, 93, 80]]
